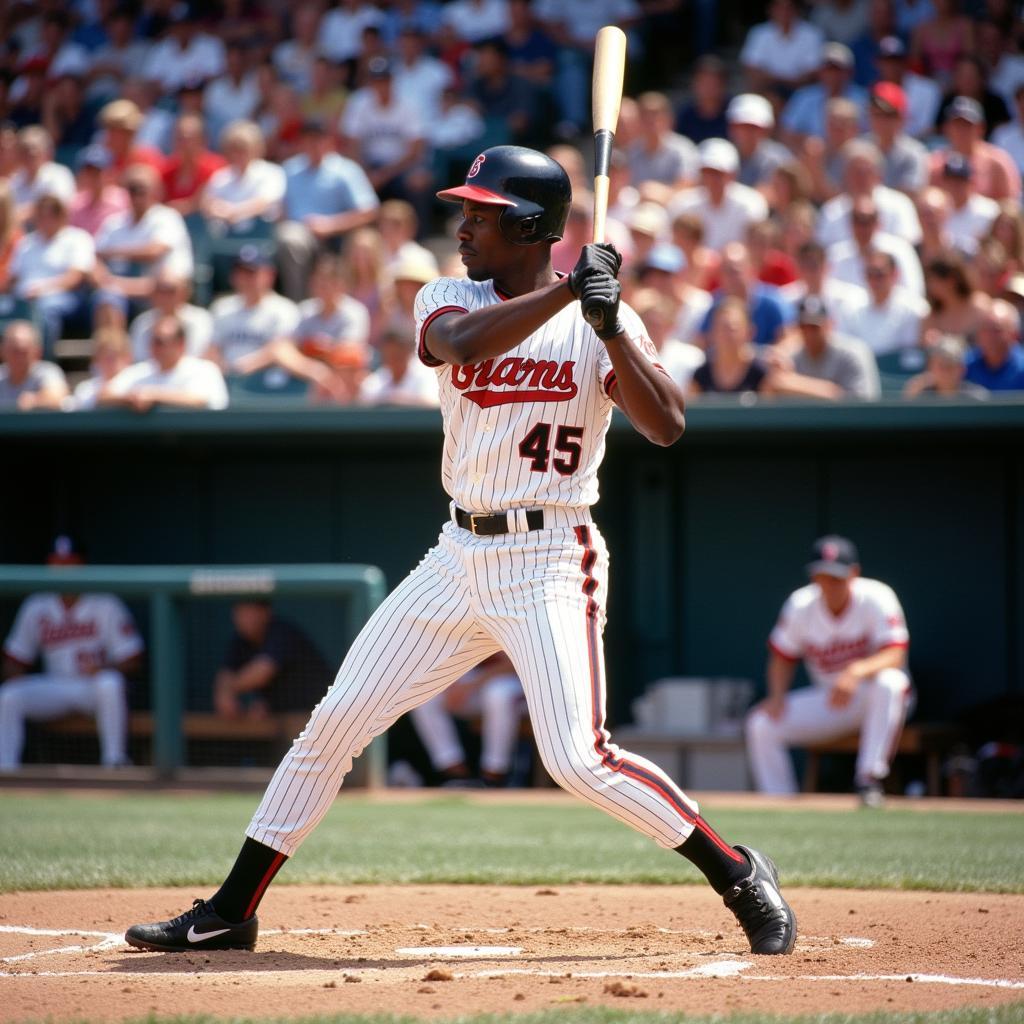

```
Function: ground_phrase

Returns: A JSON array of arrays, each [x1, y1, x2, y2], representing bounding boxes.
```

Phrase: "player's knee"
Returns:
[[873, 667, 910, 695], [93, 670, 125, 699], [745, 707, 775, 747]]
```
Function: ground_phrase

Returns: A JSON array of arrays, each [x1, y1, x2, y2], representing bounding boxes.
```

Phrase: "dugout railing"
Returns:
[[0, 564, 387, 782]]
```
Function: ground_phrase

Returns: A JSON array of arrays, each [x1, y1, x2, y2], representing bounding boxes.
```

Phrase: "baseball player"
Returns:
[[125, 146, 797, 957], [0, 537, 144, 769], [745, 535, 912, 806]]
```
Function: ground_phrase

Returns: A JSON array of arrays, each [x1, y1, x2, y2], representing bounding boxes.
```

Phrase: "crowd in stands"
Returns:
[[0, 0, 1023, 413]]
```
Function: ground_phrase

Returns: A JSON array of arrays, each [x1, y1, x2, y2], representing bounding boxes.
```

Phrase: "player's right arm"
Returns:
[[761, 651, 798, 721], [758, 593, 805, 720]]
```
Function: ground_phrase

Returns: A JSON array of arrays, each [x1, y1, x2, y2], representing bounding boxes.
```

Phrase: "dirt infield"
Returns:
[[1, 885, 1022, 1021]]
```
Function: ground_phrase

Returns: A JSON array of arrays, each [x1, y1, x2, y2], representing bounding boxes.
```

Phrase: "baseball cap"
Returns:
[[367, 56, 393, 79], [699, 138, 739, 175], [76, 144, 112, 171], [945, 96, 984, 125], [871, 81, 907, 117], [235, 244, 274, 269], [941, 152, 972, 179], [877, 35, 906, 59], [822, 42, 854, 69], [629, 201, 669, 237], [642, 243, 686, 274], [391, 254, 437, 284], [47, 534, 85, 566], [727, 93, 774, 129], [797, 293, 830, 325], [1003, 274, 1024, 301], [806, 535, 859, 579]]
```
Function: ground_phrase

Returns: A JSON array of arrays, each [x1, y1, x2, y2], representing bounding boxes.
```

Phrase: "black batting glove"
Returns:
[[581, 272, 625, 341], [567, 242, 623, 298]]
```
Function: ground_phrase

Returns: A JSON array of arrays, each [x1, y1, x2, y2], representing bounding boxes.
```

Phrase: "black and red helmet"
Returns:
[[437, 145, 572, 245]]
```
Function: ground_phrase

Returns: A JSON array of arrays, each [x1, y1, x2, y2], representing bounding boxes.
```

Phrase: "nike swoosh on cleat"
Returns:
[[187, 925, 231, 943]]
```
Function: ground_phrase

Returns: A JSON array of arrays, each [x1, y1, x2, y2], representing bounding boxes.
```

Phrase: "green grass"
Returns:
[[1, 793, 1022, 893]]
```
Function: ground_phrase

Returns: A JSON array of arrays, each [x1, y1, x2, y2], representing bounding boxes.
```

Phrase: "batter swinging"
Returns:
[[125, 146, 797, 957]]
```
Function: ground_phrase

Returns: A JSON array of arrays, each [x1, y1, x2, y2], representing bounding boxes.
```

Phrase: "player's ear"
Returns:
[[850, 565, 861, 579]]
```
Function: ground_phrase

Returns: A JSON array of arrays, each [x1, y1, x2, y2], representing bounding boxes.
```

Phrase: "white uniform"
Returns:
[[745, 577, 912, 794], [246, 276, 730, 858], [1, 594, 144, 768]]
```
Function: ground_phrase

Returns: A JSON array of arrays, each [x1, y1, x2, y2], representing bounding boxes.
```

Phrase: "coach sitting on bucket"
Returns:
[[745, 536, 912, 807]]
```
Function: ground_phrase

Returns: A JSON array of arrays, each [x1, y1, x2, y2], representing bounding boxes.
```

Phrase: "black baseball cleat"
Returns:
[[722, 845, 797, 955], [125, 899, 257, 952]]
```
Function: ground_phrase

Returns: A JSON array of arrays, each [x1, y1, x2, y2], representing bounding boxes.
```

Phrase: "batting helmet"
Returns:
[[436, 146, 572, 245]]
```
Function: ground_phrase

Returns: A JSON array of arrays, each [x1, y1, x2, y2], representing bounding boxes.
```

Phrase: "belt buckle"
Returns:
[[469, 513, 481, 536]]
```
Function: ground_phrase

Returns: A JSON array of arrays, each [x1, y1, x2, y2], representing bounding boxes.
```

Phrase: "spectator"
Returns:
[[781, 43, 867, 146], [89, 10, 152, 97], [0, 536, 144, 770], [463, 38, 538, 147], [991, 84, 1024, 175], [630, 286, 706, 387], [867, 83, 929, 194], [318, 0, 386, 69], [671, 211, 718, 292], [964, 297, 1024, 390], [811, 0, 870, 44], [409, 652, 526, 787], [626, 91, 699, 196], [0, 180, 21, 293], [502, 0, 559, 88], [674, 56, 730, 145], [69, 145, 129, 237], [273, 8, 322, 93], [93, 164, 193, 329], [934, 54, 1011, 135], [928, 96, 1021, 201], [780, 240, 868, 336], [873, 35, 942, 140], [202, 120, 286, 234], [69, 327, 134, 410], [688, 298, 771, 397], [746, 220, 799, 288], [846, 248, 929, 354], [626, 202, 668, 271], [801, 98, 863, 204], [740, 0, 824, 95], [903, 332, 989, 398], [766, 162, 814, 221], [342, 226, 391, 343], [301, 57, 349, 128], [669, 139, 769, 251], [95, 98, 166, 175], [817, 139, 922, 249], [0, 320, 68, 411], [9, 193, 94, 351], [161, 115, 227, 220], [778, 199, 819, 264], [257, 77, 305, 164], [727, 94, 791, 191], [360, 327, 439, 406], [701, 242, 796, 348], [129, 269, 214, 363], [938, 153, 999, 255], [441, 0, 511, 42], [276, 119, 380, 302], [40, 71, 96, 155], [296, 253, 372, 364], [100, 314, 229, 412], [388, 251, 441, 340], [429, 85, 487, 165], [909, 0, 974, 90], [922, 249, 985, 338], [772, 295, 881, 400], [745, 534, 911, 804], [214, 600, 330, 720], [989, 202, 1024, 268], [119, 78, 177, 156], [915, 186, 956, 265], [204, 42, 261, 146], [146, 10, 226, 93], [393, 26, 454, 123], [381, 0, 444, 46], [974, 237, 1013, 298], [379, 200, 438, 275], [10, 126, 74, 224]]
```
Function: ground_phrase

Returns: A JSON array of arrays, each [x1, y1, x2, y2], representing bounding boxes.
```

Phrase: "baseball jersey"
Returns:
[[4, 594, 144, 677], [415, 276, 661, 512], [768, 577, 909, 688]]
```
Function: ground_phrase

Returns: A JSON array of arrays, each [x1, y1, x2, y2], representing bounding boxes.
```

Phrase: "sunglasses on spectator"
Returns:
[[152, 332, 181, 346], [852, 214, 877, 225]]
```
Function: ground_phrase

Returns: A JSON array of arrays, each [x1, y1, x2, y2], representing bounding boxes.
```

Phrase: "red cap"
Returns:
[[871, 81, 907, 117], [435, 183, 516, 206]]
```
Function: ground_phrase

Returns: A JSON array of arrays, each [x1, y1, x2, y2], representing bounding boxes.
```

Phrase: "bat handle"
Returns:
[[584, 304, 605, 330], [593, 175, 609, 245]]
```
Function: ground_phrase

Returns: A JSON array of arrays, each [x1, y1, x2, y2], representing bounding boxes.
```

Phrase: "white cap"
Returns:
[[727, 93, 774, 129], [629, 201, 669, 237], [699, 138, 739, 175]]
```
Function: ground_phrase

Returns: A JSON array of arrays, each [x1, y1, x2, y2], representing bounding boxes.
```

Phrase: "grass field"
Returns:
[[1, 791, 1022, 894]]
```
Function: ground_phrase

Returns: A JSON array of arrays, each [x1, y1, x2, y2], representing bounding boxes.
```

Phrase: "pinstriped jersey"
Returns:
[[415, 276, 660, 513]]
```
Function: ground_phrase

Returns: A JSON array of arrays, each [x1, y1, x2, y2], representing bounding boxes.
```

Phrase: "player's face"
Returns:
[[812, 572, 855, 612], [456, 202, 518, 282]]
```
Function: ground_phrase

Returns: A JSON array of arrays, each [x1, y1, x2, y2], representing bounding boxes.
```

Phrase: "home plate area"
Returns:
[[1, 886, 1022, 1019]]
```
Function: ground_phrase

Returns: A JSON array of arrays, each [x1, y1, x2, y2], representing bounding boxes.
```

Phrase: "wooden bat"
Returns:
[[586, 25, 627, 328]]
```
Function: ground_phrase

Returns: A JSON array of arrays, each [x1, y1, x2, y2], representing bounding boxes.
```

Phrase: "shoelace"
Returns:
[[727, 882, 774, 928], [168, 899, 211, 927]]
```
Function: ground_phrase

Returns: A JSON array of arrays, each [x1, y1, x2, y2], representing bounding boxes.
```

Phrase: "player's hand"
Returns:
[[580, 272, 625, 341], [568, 243, 622, 298], [828, 669, 859, 709]]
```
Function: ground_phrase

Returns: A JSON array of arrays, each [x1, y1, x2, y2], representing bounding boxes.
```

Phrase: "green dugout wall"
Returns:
[[2, 399, 1022, 725]]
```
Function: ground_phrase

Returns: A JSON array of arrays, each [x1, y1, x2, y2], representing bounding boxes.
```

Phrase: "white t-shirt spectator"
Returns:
[[360, 359, 440, 406], [203, 74, 262, 142], [900, 72, 943, 139], [272, 40, 317, 92], [816, 185, 922, 248], [340, 89, 425, 168], [106, 355, 229, 410], [210, 292, 301, 369], [779, 278, 869, 336], [296, 296, 370, 348], [129, 304, 215, 362], [318, 4, 385, 62], [534, 0, 640, 47], [95, 204, 193, 278], [9, 226, 95, 299], [440, 0, 510, 41], [394, 56, 454, 122], [844, 286, 929, 355], [668, 182, 769, 250], [146, 33, 226, 91], [739, 18, 824, 83], [429, 102, 486, 149], [672, 289, 714, 346], [991, 121, 1024, 175], [946, 194, 1000, 255], [11, 163, 75, 210], [656, 337, 706, 388], [205, 160, 287, 225], [626, 135, 699, 187], [827, 233, 925, 296]]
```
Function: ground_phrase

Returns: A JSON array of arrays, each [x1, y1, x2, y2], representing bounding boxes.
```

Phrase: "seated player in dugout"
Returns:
[[126, 145, 797, 959], [745, 536, 912, 808], [213, 601, 330, 719]]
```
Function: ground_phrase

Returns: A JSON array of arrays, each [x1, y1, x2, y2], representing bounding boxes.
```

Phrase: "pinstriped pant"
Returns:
[[247, 518, 703, 854]]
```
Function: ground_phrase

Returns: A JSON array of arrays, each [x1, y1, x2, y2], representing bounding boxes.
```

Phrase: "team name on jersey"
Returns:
[[805, 633, 871, 673], [451, 357, 578, 407], [39, 619, 99, 646]]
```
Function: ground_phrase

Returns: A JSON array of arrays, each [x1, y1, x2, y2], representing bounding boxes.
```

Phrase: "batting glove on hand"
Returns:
[[567, 242, 623, 298], [581, 272, 625, 341]]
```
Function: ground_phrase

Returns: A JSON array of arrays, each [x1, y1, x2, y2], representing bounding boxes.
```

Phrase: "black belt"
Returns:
[[454, 507, 544, 536]]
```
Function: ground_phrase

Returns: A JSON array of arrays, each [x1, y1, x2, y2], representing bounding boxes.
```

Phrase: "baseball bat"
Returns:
[[586, 25, 627, 328]]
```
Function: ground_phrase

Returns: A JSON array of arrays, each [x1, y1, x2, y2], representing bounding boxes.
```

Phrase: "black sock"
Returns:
[[210, 837, 288, 923], [675, 818, 750, 894]]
